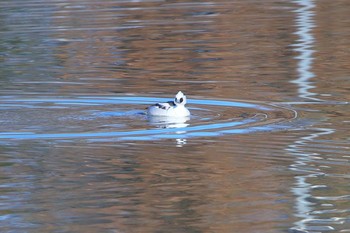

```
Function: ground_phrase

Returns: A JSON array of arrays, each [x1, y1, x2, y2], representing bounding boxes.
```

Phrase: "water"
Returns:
[[0, 0, 349, 232]]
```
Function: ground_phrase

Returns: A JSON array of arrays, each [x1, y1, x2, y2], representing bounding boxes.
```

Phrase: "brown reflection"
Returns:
[[3, 133, 297, 232], [50, 0, 298, 101], [312, 0, 350, 102], [1, 0, 350, 232]]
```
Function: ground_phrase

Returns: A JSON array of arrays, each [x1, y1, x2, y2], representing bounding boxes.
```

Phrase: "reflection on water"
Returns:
[[1, 0, 350, 232], [289, 1, 350, 231], [147, 115, 190, 128], [291, 0, 319, 101], [288, 127, 336, 232], [0, 96, 297, 142]]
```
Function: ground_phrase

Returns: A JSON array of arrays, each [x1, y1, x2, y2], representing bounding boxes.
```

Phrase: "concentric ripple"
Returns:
[[0, 95, 298, 142]]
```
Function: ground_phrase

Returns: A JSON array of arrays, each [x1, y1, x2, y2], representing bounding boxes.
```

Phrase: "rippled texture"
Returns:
[[1, 0, 350, 232], [0, 96, 298, 141]]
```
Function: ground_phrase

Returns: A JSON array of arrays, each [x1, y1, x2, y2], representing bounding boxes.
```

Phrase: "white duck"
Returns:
[[147, 91, 190, 117]]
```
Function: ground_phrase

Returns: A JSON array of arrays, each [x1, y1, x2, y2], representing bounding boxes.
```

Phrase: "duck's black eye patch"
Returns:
[[180, 98, 184, 103]]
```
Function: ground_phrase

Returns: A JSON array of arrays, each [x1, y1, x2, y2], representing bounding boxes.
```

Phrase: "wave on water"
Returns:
[[0, 96, 299, 142]]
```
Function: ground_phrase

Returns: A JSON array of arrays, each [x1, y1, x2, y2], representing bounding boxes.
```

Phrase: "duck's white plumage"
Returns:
[[147, 91, 190, 117]]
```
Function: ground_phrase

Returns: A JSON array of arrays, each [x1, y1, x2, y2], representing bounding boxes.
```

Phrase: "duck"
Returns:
[[147, 91, 190, 117]]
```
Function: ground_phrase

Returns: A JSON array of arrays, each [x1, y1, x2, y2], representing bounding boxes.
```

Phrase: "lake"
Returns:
[[0, 0, 349, 232]]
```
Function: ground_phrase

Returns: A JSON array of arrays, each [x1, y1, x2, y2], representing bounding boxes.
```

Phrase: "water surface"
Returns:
[[1, 0, 350, 232]]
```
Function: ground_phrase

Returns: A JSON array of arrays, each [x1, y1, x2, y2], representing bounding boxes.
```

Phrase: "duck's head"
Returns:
[[174, 91, 187, 106]]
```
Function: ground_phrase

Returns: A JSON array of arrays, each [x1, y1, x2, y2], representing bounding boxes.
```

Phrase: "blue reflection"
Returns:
[[117, 97, 273, 110], [291, 0, 320, 101], [0, 118, 255, 140], [288, 127, 334, 232], [4, 96, 272, 110], [0, 96, 296, 142]]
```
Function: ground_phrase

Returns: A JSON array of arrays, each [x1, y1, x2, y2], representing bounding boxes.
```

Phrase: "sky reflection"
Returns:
[[288, 2, 339, 231], [291, 0, 320, 101], [288, 127, 335, 232]]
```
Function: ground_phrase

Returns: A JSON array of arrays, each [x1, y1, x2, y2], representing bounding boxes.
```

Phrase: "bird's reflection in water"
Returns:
[[175, 138, 187, 147], [147, 116, 190, 129], [147, 116, 190, 147]]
